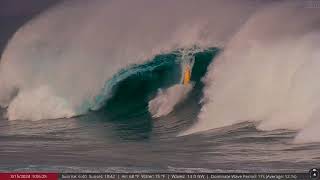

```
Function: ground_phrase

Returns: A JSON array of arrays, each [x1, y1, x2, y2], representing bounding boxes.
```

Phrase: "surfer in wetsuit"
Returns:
[[182, 65, 191, 85]]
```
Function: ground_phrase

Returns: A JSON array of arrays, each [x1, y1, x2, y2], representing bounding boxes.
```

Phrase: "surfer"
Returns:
[[182, 65, 191, 85]]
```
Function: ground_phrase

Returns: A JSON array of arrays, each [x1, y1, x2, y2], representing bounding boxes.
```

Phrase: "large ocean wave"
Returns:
[[0, 0, 254, 119], [0, 0, 320, 143]]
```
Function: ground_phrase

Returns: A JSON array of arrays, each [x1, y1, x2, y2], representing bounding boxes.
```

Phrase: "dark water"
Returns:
[[0, 48, 319, 173]]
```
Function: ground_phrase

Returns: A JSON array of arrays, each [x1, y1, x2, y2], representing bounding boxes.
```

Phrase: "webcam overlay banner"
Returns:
[[0, 171, 319, 180]]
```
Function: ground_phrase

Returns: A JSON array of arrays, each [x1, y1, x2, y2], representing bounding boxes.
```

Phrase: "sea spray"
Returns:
[[183, 2, 320, 143], [148, 84, 193, 118]]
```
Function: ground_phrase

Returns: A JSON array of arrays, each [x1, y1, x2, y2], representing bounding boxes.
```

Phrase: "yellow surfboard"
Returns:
[[183, 66, 191, 85]]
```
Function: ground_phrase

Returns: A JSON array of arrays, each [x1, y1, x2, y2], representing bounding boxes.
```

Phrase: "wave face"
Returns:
[[0, 0, 257, 120], [183, 2, 320, 143], [101, 48, 218, 119]]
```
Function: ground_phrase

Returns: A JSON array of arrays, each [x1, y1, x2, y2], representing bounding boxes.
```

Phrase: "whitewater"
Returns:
[[0, 0, 320, 173]]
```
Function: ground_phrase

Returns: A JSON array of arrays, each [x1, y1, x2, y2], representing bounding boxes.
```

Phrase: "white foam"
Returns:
[[7, 86, 75, 120], [183, 3, 320, 143], [148, 84, 193, 118]]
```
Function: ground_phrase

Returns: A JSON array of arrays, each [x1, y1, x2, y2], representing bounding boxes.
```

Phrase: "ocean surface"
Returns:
[[0, 101, 319, 173]]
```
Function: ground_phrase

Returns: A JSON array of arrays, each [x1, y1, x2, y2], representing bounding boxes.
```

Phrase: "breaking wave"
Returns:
[[0, 0, 320, 143]]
